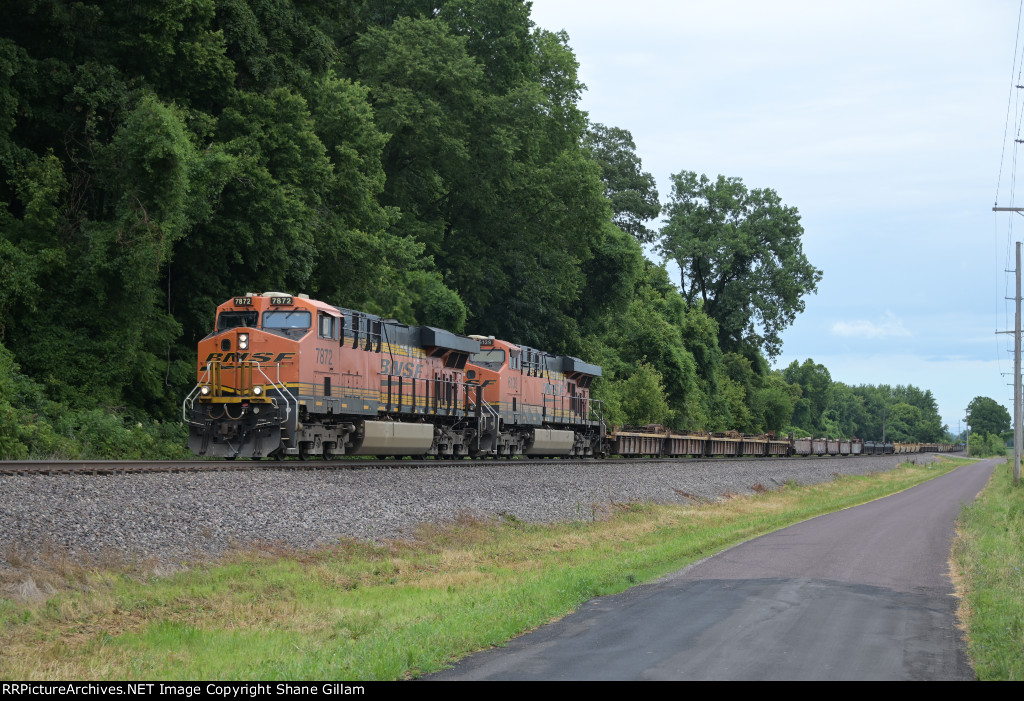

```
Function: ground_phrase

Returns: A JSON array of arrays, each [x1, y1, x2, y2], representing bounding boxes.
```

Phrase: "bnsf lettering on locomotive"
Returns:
[[380, 358, 422, 378], [204, 352, 294, 363]]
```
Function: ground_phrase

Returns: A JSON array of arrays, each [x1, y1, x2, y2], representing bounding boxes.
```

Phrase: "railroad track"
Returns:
[[0, 453, 938, 476], [0, 458, 458, 475], [0, 457, 624, 475]]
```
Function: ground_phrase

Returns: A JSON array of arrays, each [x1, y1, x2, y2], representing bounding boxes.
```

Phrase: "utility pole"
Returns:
[[994, 208, 1023, 484], [965, 409, 970, 457], [1017, 241, 1021, 484]]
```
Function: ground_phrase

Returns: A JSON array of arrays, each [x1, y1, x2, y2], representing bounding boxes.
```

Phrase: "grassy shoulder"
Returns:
[[953, 458, 1024, 680], [0, 458, 966, 680]]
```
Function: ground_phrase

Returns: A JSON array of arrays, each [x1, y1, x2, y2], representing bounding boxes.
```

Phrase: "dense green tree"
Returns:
[[0, 0, 446, 418], [353, 15, 483, 251], [348, 9, 614, 352], [583, 123, 660, 243], [821, 382, 868, 439], [968, 432, 1007, 458], [782, 359, 832, 435], [884, 402, 923, 443], [717, 352, 761, 433], [617, 362, 672, 427], [753, 374, 797, 434], [967, 396, 1011, 437], [659, 172, 822, 357]]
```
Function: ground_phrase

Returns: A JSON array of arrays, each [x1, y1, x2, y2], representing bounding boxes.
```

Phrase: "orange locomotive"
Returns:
[[184, 293, 604, 459], [465, 335, 604, 456]]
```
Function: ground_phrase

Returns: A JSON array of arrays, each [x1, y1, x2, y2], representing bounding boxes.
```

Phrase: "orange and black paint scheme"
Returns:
[[464, 336, 604, 456], [184, 293, 604, 459]]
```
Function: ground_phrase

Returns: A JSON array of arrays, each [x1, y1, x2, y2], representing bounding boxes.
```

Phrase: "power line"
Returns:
[[996, 0, 1024, 205]]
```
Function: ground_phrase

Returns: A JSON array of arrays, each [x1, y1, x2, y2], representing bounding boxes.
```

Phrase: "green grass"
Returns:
[[0, 458, 966, 680], [953, 459, 1024, 680]]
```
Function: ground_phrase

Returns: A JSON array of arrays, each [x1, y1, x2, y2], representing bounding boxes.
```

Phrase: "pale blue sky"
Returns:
[[530, 0, 1019, 434]]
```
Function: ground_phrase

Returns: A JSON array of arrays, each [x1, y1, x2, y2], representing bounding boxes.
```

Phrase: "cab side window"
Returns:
[[318, 312, 336, 340]]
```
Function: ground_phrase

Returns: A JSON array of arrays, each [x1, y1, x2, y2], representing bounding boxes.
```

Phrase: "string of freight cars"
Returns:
[[606, 429, 961, 458], [183, 293, 962, 461]]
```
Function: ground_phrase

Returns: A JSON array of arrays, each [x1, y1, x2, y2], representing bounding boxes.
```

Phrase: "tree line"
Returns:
[[0, 0, 950, 457]]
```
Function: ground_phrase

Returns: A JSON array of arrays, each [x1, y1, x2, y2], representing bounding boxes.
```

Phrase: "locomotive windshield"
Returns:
[[217, 311, 258, 330], [263, 310, 312, 329], [470, 349, 505, 369]]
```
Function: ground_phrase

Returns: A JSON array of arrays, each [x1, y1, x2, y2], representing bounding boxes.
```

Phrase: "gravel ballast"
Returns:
[[0, 454, 948, 566]]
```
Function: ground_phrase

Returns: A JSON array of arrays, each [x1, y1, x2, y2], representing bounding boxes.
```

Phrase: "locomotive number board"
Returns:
[[234, 297, 252, 306], [270, 296, 293, 305]]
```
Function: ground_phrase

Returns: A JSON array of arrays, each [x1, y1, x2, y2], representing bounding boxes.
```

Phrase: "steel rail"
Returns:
[[0, 452, 952, 477]]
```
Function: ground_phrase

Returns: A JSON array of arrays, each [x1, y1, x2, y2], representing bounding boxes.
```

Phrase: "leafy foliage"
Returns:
[[584, 124, 661, 243], [769, 365, 949, 442], [967, 396, 1011, 437], [659, 172, 822, 357], [968, 432, 1007, 458]]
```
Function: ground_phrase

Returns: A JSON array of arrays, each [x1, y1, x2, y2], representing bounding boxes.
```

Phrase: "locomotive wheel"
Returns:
[[322, 442, 338, 461], [299, 442, 314, 461]]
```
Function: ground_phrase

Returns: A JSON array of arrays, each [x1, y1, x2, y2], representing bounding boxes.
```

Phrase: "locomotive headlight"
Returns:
[[238, 333, 249, 350], [253, 385, 263, 396], [200, 385, 211, 396]]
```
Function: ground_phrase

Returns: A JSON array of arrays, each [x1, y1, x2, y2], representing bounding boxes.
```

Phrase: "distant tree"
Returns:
[[618, 362, 672, 427], [754, 378, 796, 434], [967, 396, 1011, 437], [659, 172, 822, 357], [782, 359, 832, 435], [583, 124, 661, 243], [885, 402, 923, 443], [822, 382, 867, 439], [969, 432, 1006, 458]]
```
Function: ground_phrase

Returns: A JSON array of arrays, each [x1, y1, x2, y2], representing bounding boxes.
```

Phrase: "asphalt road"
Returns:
[[428, 457, 997, 681]]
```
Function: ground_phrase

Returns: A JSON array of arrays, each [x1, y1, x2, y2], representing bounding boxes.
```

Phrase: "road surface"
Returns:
[[429, 458, 996, 680]]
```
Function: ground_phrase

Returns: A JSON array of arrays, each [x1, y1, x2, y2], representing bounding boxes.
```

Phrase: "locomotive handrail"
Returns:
[[463, 385, 499, 456], [540, 392, 603, 426], [250, 361, 296, 426], [182, 362, 214, 424], [382, 374, 494, 417], [465, 386, 499, 425]]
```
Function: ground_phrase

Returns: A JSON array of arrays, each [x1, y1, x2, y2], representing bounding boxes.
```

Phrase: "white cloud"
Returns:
[[831, 312, 911, 339]]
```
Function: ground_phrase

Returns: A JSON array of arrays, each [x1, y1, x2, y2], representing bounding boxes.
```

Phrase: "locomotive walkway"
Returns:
[[428, 458, 997, 681]]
